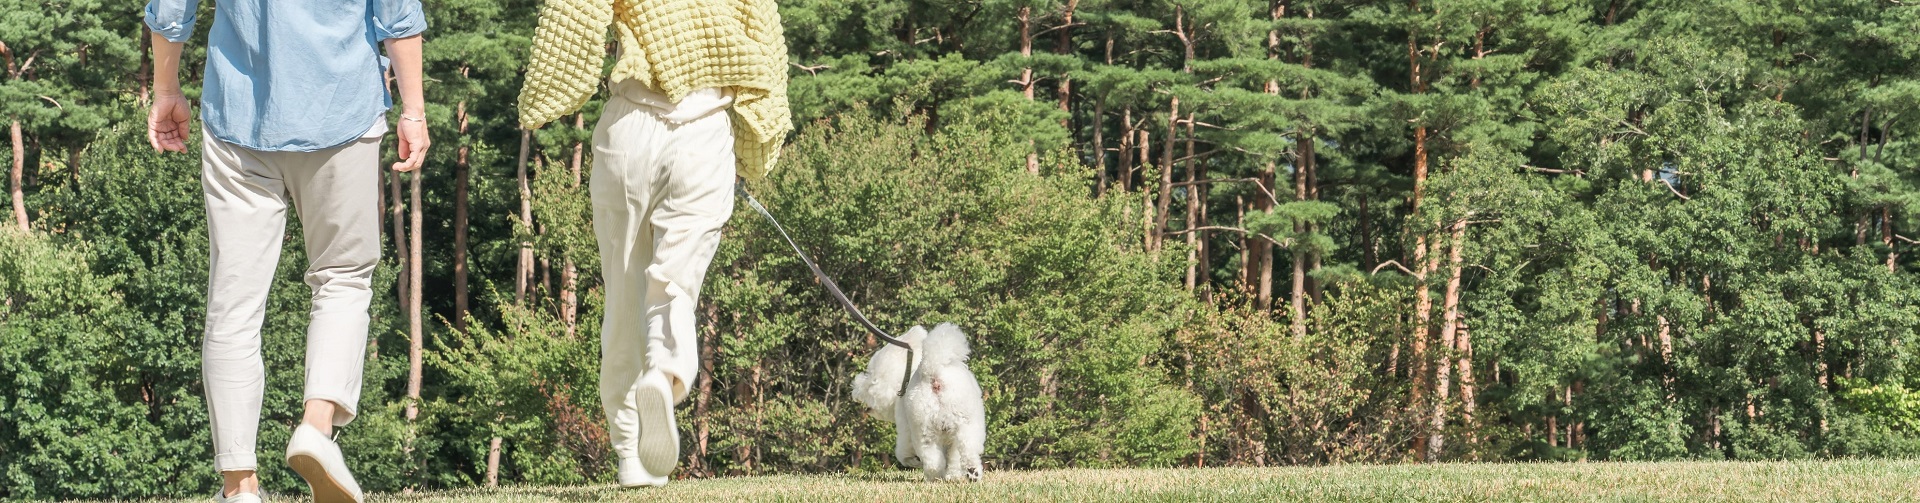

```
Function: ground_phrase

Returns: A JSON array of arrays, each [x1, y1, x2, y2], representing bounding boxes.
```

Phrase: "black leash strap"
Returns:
[[736, 185, 915, 396]]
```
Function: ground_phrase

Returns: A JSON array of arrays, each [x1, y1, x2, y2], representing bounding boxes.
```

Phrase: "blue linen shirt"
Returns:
[[145, 0, 427, 152]]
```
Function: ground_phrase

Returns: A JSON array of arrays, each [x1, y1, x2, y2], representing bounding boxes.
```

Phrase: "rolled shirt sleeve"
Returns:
[[144, 0, 200, 43], [370, 0, 428, 40]]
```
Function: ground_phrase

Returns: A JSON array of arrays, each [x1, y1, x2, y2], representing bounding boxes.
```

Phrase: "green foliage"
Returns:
[[1837, 378, 1920, 433], [10, 0, 1920, 497]]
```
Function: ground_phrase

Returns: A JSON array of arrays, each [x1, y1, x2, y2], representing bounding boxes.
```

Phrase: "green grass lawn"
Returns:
[[328, 460, 1920, 503]]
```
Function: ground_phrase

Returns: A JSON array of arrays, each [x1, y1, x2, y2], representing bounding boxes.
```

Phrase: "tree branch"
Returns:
[[1522, 165, 1585, 176], [790, 63, 831, 75], [1372, 259, 1416, 276], [1162, 225, 1286, 247], [1660, 178, 1691, 200]]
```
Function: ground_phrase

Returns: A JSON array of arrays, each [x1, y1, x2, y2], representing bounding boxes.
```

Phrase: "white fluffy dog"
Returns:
[[850, 323, 986, 482]]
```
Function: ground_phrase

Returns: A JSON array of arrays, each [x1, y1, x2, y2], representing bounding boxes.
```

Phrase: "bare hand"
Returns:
[[393, 116, 430, 172], [148, 92, 192, 153]]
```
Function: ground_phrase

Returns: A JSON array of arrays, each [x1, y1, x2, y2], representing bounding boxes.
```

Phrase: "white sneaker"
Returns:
[[634, 369, 681, 478], [285, 424, 364, 503], [212, 489, 263, 503], [617, 457, 669, 488]]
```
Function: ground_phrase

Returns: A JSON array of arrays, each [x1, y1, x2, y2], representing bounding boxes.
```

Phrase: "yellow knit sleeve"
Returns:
[[518, 0, 614, 129], [729, 0, 792, 179]]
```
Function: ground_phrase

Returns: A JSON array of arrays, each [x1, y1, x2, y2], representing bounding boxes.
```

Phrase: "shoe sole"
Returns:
[[288, 453, 359, 503], [634, 384, 680, 476]]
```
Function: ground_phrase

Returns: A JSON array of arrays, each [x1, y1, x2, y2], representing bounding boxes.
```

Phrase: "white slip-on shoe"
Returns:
[[285, 424, 364, 503], [633, 369, 681, 477], [212, 488, 263, 503], [616, 456, 669, 488]]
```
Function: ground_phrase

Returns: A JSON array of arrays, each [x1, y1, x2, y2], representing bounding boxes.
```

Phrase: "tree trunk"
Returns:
[[454, 100, 471, 333], [1128, 128, 1144, 247], [1187, 115, 1208, 301], [1255, 162, 1276, 311], [8, 119, 24, 232], [1885, 207, 1898, 272], [1153, 98, 1178, 251], [1815, 328, 1829, 432], [389, 169, 410, 324], [563, 114, 585, 337], [1289, 125, 1314, 338], [1093, 96, 1108, 196], [1057, 0, 1078, 126], [139, 28, 152, 105], [1360, 194, 1376, 267], [405, 170, 424, 421], [690, 309, 720, 476], [1255, 0, 1280, 310], [1185, 114, 1201, 291], [1237, 195, 1249, 296], [516, 129, 534, 304], [1657, 314, 1674, 397], [1118, 109, 1133, 193], [1019, 5, 1039, 174], [1429, 219, 1467, 460], [1457, 322, 1477, 453], [485, 436, 502, 487], [1405, 2, 1436, 457]]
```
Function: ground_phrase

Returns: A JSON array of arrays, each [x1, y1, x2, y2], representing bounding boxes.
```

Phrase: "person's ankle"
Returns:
[[300, 420, 334, 437], [301, 399, 338, 437], [220, 471, 259, 497]]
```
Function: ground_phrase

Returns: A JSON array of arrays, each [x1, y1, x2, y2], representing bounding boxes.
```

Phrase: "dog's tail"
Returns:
[[851, 325, 928, 415], [922, 323, 972, 369]]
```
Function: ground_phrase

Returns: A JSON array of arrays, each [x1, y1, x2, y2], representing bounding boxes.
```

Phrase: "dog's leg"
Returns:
[[913, 430, 945, 482], [941, 439, 973, 482], [893, 421, 921, 468]]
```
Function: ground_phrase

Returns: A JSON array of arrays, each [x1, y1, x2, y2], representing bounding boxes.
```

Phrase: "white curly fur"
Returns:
[[850, 323, 986, 482]]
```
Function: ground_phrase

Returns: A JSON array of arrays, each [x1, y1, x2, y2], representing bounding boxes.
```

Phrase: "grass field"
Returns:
[[279, 460, 1920, 502]]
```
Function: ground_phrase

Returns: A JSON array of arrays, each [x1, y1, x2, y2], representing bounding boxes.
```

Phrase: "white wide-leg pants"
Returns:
[[592, 81, 737, 461], [200, 129, 382, 472]]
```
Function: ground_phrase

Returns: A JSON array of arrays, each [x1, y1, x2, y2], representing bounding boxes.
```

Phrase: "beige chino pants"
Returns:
[[200, 127, 382, 472], [592, 81, 736, 461]]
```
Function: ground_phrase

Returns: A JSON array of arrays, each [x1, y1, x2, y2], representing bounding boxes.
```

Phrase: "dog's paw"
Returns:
[[964, 465, 982, 482], [899, 455, 922, 468]]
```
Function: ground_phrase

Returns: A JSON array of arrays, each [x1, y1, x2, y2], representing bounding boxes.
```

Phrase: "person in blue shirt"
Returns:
[[143, 0, 428, 502]]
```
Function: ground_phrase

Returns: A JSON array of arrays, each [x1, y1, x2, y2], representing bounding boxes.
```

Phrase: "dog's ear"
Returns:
[[903, 325, 930, 346], [850, 371, 895, 418]]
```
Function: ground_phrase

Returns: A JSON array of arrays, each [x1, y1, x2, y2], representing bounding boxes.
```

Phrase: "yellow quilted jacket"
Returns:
[[519, 0, 792, 179]]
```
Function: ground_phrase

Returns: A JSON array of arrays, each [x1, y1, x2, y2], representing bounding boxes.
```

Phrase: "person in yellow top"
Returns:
[[518, 0, 791, 488]]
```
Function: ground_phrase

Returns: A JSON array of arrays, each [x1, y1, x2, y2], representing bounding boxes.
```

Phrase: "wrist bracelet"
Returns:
[[400, 114, 426, 123]]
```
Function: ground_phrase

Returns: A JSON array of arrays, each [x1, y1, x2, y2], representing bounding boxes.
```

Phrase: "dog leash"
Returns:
[[736, 184, 915, 397]]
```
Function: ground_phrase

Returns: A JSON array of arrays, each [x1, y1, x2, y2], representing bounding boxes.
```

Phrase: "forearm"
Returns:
[[152, 32, 184, 95], [384, 35, 425, 117]]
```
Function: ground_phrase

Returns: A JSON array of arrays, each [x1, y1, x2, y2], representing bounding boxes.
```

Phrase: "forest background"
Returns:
[[4, 0, 1920, 498]]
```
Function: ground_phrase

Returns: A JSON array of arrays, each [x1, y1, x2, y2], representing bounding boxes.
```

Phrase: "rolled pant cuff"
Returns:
[[215, 452, 258, 473]]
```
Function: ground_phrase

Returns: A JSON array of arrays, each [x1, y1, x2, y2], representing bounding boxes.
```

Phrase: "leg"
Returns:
[[591, 94, 667, 469], [641, 110, 737, 400], [913, 427, 945, 482], [942, 436, 972, 482], [625, 98, 737, 478], [279, 137, 383, 430], [200, 132, 289, 494], [895, 407, 922, 468]]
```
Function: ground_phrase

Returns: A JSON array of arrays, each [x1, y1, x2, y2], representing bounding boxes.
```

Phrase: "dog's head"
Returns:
[[849, 325, 927, 420]]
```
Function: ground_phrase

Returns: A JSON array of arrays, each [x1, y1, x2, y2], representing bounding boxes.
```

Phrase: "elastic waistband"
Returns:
[[611, 80, 734, 124]]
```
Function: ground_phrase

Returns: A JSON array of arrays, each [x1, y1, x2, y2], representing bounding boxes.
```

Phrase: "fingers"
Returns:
[[165, 118, 191, 153], [148, 119, 188, 153], [391, 133, 430, 172], [148, 102, 191, 153]]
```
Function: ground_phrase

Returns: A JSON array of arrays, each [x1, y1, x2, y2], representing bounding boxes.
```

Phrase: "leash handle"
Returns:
[[735, 185, 915, 396]]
